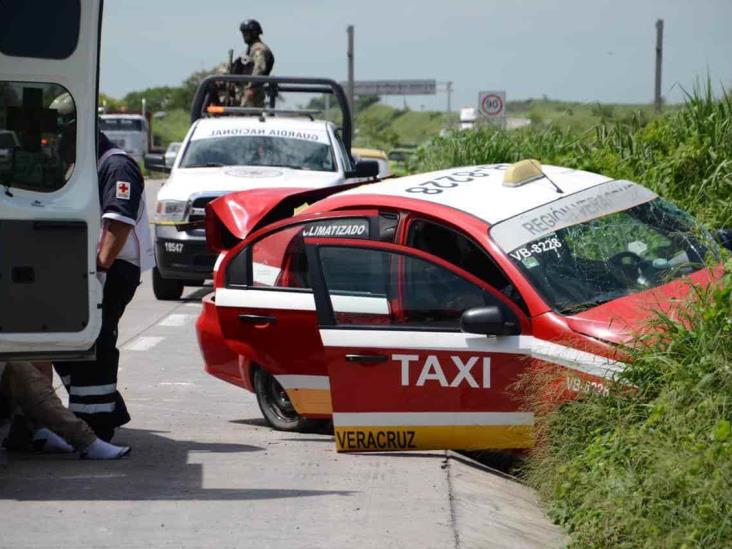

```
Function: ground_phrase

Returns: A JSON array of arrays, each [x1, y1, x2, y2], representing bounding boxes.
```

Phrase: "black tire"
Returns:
[[152, 266, 184, 301], [253, 367, 313, 432]]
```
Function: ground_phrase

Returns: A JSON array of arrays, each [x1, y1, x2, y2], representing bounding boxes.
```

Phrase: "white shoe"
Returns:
[[80, 438, 131, 460]]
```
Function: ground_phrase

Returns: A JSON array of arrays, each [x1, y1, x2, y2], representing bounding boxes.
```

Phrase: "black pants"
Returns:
[[55, 259, 140, 437]]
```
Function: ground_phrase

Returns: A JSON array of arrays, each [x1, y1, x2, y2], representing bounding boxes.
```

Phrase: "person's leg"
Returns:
[[2, 363, 131, 459], [3, 362, 97, 450], [59, 260, 140, 439]]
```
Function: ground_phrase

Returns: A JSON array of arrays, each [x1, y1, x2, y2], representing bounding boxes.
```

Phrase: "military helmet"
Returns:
[[240, 19, 263, 34]]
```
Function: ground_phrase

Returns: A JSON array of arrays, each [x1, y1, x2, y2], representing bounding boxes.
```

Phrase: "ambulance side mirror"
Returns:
[[461, 306, 519, 336]]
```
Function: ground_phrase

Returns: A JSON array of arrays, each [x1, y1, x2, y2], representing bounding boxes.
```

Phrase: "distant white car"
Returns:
[[164, 142, 181, 167], [99, 114, 149, 164], [460, 107, 477, 130], [352, 147, 391, 178]]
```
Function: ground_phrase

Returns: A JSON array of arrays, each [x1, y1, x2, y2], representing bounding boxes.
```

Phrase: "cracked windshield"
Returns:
[[179, 134, 336, 171], [500, 197, 718, 314]]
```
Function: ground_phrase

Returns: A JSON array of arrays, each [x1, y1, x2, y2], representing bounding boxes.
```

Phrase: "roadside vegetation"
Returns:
[[413, 85, 732, 547], [525, 264, 732, 548]]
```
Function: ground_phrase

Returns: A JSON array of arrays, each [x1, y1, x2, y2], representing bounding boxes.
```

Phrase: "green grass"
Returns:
[[151, 108, 190, 148], [506, 98, 675, 133]]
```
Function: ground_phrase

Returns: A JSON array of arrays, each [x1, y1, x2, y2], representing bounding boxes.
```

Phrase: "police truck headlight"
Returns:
[[155, 200, 187, 223]]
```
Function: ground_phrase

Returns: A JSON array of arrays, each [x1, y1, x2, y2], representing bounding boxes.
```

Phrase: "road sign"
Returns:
[[478, 91, 506, 121], [341, 79, 437, 96]]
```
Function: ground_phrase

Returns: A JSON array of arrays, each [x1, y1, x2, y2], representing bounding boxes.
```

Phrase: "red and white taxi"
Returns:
[[196, 161, 723, 452]]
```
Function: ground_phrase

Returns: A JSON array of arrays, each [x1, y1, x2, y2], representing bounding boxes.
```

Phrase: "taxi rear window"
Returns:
[[226, 214, 398, 288]]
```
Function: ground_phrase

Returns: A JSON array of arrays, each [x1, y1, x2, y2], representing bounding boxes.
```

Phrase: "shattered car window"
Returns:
[[497, 198, 718, 314]]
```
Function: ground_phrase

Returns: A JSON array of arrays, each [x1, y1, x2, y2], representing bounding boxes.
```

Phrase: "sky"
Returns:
[[99, 0, 732, 111]]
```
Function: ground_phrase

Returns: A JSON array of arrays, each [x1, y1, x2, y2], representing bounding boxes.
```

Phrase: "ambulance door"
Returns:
[[305, 239, 534, 452], [216, 211, 385, 416], [0, 1, 104, 360]]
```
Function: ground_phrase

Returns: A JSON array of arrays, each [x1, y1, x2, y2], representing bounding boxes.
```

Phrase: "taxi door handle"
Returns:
[[345, 354, 388, 364], [238, 314, 277, 325]]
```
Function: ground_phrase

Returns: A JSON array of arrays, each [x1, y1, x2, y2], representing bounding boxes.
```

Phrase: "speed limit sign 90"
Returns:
[[478, 91, 506, 119]]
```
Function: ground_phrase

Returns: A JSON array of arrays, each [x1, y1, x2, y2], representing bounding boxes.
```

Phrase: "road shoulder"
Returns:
[[447, 452, 565, 548]]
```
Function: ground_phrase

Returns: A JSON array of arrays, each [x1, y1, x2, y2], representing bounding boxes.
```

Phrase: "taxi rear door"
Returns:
[[215, 210, 389, 415], [0, 1, 104, 360], [305, 238, 534, 452]]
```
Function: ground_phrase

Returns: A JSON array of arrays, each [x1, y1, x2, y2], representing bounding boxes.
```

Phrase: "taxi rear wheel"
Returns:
[[152, 267, 184, 301], [253, 367, 312, 432]]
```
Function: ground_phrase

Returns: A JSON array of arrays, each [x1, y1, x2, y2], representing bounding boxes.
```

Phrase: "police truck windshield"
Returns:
[[179, 135, 336, 172], [493, 197, 718, 315]]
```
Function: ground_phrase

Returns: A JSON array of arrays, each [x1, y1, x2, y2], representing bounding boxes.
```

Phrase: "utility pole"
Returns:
[[347, 25, 355, 118], [446, 81, 453, 125], [654, 19, 664, 112]]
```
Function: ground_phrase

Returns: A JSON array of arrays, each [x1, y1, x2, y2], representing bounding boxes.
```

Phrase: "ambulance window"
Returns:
[[318, 246, 514, 329], [407, 219, 525, 311], [0, 82, 76, 193], [0, 0, 81, 59]]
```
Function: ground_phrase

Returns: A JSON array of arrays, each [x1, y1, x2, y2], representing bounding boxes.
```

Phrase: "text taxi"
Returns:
[[195, 160, 725, 452]]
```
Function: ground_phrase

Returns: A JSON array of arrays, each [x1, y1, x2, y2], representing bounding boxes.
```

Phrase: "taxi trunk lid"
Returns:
[[203, 183, 364, 251]]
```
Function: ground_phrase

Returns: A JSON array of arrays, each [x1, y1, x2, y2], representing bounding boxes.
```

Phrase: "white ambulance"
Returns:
[[1, 1, 104, 362]]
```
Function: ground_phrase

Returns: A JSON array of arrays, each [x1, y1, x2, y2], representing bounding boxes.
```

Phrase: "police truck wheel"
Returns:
[[253, 367, 311, 432], [152, 267, 184, 301]]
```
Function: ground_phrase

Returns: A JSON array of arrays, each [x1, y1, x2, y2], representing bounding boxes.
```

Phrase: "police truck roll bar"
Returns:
[[190, 75, 353, 151]]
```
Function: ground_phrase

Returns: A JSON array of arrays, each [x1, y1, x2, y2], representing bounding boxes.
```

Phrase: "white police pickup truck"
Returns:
[[145, 76, 377, 300]]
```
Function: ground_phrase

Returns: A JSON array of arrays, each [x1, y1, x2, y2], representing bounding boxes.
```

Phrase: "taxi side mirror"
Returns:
[[144, 153, 171, 174], [460, 306, 519, 336], [716, 228, 732, 252], [347, 160, 379, 179]]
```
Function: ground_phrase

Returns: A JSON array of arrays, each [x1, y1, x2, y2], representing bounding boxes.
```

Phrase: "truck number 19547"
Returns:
[[164, 242, 184, 254]]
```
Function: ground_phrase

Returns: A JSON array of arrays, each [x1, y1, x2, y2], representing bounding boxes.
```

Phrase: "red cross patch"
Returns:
[[116, 181, 131, 200]]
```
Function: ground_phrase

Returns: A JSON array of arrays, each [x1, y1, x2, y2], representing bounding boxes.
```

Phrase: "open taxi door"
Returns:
[[304, 238, 535, 452], [0, 1, 105, 360]]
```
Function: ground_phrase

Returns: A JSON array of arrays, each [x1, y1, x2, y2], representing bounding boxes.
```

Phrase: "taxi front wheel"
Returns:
[[253, 367, 315, 432], [152, 267, 184, 301]]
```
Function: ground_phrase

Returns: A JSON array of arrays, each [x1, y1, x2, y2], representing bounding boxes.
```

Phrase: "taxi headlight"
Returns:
[[155, 200, 187, 223]]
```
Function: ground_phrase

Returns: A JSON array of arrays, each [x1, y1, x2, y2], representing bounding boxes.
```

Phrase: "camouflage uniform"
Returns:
[[232, 40, 275, 108]]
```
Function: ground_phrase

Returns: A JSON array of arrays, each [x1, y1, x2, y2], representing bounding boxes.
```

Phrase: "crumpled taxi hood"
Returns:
[[157, 165, 342, 201], [565, 267, 720, 344]]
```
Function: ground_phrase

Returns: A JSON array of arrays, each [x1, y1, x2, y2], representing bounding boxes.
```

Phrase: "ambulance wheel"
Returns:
[[152, 267, 184, 301], [254, 367, 311, 432]]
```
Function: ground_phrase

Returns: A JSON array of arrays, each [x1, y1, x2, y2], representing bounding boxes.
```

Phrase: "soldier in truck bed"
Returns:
[[231, 19, 275, 108]]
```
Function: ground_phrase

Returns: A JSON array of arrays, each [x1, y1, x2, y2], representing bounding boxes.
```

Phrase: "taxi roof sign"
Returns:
[[503, 159, 544, 187]]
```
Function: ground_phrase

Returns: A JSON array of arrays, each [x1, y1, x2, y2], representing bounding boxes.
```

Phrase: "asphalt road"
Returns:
[[0, 180, 563, 548]]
